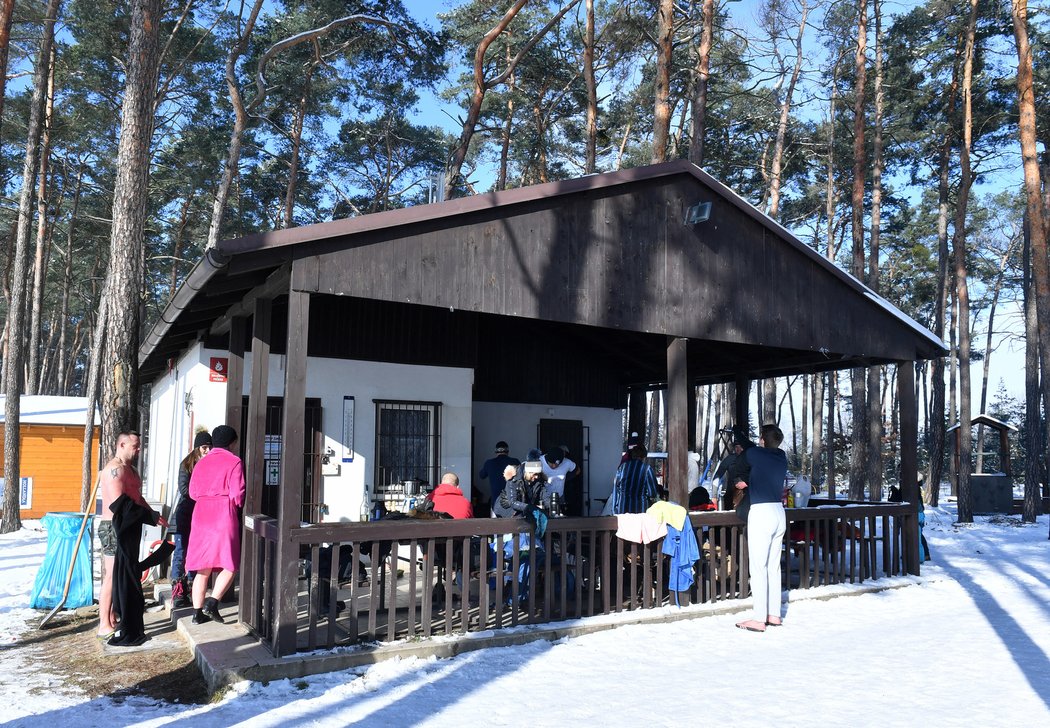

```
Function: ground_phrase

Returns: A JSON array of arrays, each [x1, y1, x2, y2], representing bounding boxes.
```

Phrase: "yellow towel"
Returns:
[[647, 500, 687, 531]]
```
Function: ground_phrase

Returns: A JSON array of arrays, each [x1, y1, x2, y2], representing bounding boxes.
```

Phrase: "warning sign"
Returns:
[[209, 357, 228, 382]]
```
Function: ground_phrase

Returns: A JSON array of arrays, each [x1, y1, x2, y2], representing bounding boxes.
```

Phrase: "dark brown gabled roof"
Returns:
[[139, 160, 945, 390]]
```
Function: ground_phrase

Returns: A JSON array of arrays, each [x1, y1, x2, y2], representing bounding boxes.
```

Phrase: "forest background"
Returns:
[[0, 0, 1047, 533]]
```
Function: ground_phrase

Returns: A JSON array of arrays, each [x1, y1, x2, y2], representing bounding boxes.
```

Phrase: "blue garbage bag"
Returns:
[[31, 513, 94, 610]]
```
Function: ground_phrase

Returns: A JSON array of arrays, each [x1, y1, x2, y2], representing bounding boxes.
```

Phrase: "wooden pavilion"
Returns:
[[139, 160, 945, 656]]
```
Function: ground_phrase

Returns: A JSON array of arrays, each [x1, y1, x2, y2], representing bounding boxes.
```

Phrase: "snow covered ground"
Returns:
[[2, 503, 1049, 727]]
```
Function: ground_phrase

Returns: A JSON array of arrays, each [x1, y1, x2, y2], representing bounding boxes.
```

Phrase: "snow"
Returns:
[[3, 504, 1049, 727]]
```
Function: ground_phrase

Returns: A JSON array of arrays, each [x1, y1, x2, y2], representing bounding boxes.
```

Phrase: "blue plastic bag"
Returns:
[[30, 513, 94, 610]]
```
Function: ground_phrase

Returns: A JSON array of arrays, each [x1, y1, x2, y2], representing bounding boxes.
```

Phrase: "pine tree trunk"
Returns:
[[207, 0, 265, 249], [497, 43, 516, 191], [1022, 216, 1042, 521], [0, 0, 16, 140], [762, 378, 777, 424], [651, 0, 674, 163], [583, 0, 597, 173], [81, 298, 107, 510], [866, 0, 884, 500], [2, 0, 61, 535], [283, 64, 315, 227], [952, 0, 978, 523], [812, 373, 824, 484], [848, 0, 868, 501], [766, 0, 809, 218], [55, 164, 82, 396], [689, 0, 714, 166], [1011, 0, 1050, 523], [27, 45, 56, 396], [99, 0, 163, 449]]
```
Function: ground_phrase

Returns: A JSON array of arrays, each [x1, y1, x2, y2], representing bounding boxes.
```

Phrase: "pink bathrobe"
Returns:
[[185, 447, 245, 572]]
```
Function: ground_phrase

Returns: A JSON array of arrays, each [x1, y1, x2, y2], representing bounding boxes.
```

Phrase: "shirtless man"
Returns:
[[97, 431, 166, 638]]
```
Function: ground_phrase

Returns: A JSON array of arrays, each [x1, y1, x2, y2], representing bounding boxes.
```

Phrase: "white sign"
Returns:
[[0, 476, 33, 509], [342, 395, 355, 462]]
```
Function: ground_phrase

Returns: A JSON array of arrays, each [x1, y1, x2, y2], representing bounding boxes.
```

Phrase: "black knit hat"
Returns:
[[193, 431, 213, 449], [211, 425, 237, 449]]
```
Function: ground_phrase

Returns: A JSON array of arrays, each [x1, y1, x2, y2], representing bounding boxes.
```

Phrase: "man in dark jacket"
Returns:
[[493, 462, 549, 518]]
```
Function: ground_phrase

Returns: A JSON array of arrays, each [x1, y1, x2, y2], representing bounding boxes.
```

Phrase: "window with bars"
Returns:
[[373, 400, 441, 494]]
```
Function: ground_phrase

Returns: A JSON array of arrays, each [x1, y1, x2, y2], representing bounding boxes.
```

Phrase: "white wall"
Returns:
[[242, 353, 474, 523], [471, 402, 624, 515], [145, 343, 231, 508]]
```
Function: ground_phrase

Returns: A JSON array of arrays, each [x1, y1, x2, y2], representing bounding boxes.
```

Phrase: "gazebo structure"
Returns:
[[140, 161, 945, 656]]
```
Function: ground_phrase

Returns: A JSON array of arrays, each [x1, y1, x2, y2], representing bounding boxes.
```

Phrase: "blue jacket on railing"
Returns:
[[662, 520, 700, 603]]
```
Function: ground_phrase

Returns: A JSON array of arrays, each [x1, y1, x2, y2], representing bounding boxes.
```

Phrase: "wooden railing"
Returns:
[[242, 503, 916, 656]]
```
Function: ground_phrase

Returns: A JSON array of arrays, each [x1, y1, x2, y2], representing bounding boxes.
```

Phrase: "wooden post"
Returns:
[[238, 298, 271, 625], [666, 337, 690, 507], [735, 374, 750, 434], [897, 360, 920, 575], [628, 388, 646, 443], [245, 299, 272, 514], [225, 316, 246, 450], [274, 286, 309, 656]]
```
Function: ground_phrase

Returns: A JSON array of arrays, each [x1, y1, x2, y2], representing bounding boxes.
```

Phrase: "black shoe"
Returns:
[[191, 608, 210, 625], [173, 594, 191, 609], [202, 597, 224, 624]]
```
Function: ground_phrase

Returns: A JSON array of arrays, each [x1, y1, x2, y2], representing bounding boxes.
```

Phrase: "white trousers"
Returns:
[[747, 502, 786, 622]]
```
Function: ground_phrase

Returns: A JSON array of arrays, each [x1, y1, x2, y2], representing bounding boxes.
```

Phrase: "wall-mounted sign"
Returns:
[[342, 396, 355, 462], [0, 476, 32, 509], [209, 357, 229, 382]]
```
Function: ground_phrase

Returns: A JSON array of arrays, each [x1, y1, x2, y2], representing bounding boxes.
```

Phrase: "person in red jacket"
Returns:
[[430, 473, 473, 519]]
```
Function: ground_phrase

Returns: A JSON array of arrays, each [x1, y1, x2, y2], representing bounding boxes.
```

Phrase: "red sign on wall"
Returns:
[[209, 357, 228, 382]]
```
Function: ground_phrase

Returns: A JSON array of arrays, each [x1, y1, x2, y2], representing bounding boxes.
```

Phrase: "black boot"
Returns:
[[202, 596, 224, 624], [191, 608, 210, 625]]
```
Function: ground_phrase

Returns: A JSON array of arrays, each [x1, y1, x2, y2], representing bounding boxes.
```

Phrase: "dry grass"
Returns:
[[21, 605, 211, 705]]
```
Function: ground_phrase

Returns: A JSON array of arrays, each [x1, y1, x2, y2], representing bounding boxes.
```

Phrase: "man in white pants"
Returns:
[[733, 424, 788, 633]]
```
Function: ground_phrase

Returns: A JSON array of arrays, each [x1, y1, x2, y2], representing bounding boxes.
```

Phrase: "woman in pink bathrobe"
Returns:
[[186, 425, 245, 624]]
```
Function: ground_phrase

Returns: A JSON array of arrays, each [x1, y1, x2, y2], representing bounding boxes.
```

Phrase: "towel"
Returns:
[[615, 513, 667, 544]]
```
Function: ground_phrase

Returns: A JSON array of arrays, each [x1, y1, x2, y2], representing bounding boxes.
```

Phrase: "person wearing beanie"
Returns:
[[185, 425, 244, 624], [478, 440, 521, 509], [169, 430, 212, 609], [541, 446, 577, 502]]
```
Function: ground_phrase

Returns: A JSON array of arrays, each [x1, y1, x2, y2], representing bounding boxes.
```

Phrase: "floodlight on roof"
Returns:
[[684, 201, 712, 225]]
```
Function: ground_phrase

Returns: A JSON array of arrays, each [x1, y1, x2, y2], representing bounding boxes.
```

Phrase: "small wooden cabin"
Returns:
[[0, 395, 101, 518]]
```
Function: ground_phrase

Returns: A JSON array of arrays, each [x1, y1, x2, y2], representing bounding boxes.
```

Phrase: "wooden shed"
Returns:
[[0, 395, 101, 519], [139, 161, 946, 655]]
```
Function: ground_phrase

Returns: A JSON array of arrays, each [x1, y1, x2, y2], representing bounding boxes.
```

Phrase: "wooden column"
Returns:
[[245, 298, 272, 512], [274, 287, 309, 656], [238, 298, 271, 624], [735, 374, 750, 433], [897, 360, 920, 575], [225, 316, 246, 449], [627, 388, 646, 443], [666, 337, 690, 507]]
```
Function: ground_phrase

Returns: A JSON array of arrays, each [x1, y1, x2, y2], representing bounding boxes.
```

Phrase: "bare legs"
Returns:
[[97, 555, 116, 636], [191, 568, 236, 608]]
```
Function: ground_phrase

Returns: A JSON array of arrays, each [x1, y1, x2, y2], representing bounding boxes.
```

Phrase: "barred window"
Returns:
[[374, 400, 441, 491]]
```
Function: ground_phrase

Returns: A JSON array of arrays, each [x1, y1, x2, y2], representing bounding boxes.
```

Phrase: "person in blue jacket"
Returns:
[[734, 423, 788, 633]]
